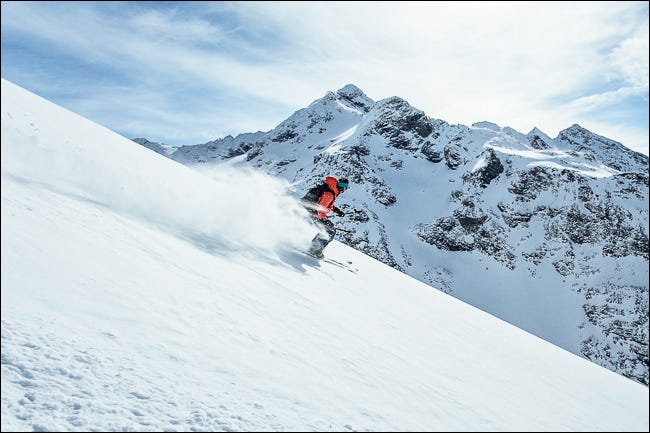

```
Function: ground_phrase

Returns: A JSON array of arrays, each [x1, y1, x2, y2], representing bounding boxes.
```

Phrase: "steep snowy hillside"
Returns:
[[3, 77, 649, 432]]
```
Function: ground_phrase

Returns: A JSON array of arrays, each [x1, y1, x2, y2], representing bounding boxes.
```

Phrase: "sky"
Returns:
[[2, 77, 650, 431], [1, 1, 648, 156]]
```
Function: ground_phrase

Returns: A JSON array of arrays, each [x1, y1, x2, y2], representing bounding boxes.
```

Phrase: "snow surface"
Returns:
[[1, 78, 648, 431]]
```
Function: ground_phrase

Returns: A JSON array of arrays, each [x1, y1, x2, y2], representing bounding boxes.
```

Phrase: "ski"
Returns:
[[322, 258, 358, 274], [291, 249, 358, 273]]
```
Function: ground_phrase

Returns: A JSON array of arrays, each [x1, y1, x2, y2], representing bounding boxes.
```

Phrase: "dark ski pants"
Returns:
[[309, 217, 336, 254]]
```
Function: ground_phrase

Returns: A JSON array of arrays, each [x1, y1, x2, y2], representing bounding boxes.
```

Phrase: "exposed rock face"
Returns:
[[136, 84, 649, 386]]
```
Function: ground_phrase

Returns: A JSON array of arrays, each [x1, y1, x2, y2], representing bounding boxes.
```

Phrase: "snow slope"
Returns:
[[1, 78, 648, 431]]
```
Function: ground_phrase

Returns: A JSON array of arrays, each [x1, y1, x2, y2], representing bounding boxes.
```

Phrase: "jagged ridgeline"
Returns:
[[134, 84, 649, 386]]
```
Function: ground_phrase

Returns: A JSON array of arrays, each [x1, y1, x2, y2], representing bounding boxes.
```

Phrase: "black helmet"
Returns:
[[337, 177, 349, 191]]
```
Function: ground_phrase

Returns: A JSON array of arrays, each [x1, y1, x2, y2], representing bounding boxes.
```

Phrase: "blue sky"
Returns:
[[2, 1, 648, 155]]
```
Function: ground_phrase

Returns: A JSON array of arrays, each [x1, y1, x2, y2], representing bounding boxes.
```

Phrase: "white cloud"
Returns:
[[608, 17, 650, 92], [1, 1, 647, 154]]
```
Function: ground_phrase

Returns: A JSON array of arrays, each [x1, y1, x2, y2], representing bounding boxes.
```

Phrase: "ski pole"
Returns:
[[333, 226, 353, 233]]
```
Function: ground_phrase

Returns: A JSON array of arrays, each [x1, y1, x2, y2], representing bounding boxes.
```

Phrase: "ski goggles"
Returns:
[[337, 182, 349, 190]]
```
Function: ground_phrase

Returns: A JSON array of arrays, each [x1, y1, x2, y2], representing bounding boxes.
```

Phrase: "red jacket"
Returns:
[[315, 176, 342, 219]]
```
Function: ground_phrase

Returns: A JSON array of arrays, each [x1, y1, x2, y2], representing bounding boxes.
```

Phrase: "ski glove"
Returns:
[[333, 207, 345, 217]]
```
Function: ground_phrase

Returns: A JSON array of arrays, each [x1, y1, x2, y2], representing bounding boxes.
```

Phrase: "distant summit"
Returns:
[[557, 124, 649, 172], [472, 121, 501, 131], [132, 137, 177, 157], [335, 84, 374, 112]]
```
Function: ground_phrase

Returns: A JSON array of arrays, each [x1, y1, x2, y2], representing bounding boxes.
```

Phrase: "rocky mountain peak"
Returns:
[[557, 123, 604, 148], [367, 96, 434, 149], [526, 127, 554, 150], [335, 84, 374, 112], [472, 121, 501, 131], [337, 83, 364, 95], [374, 95, 412, 111], [557, 124, 648, 172]]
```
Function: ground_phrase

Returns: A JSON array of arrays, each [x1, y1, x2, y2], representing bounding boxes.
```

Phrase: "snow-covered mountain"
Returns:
[[137, 84, 649, 386], [132, 137, 176, 156], [4, 77, 648, 431]]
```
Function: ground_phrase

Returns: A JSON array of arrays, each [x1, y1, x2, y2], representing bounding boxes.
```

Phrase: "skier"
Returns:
[[301, 176, 349, 258]]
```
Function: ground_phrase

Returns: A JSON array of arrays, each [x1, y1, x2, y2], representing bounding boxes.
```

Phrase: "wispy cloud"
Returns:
[[1, 1, 647, 154]]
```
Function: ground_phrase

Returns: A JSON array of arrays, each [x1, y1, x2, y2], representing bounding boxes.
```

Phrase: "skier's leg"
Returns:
[[314, 219, 336, 255], [308, 218, 334, 257], [322, 219, 336, 242]]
